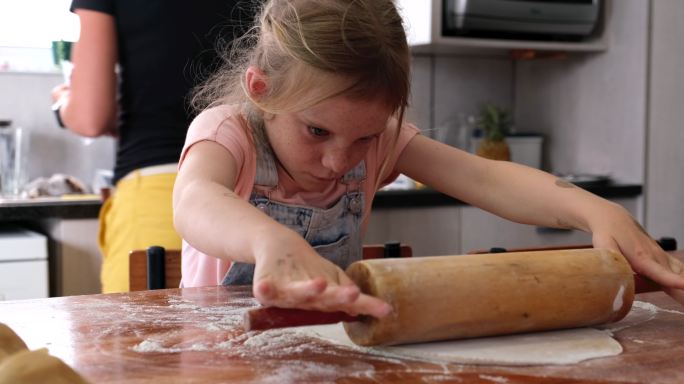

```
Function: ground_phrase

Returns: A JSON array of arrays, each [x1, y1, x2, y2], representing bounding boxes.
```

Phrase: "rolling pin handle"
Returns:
[[634, 274, 661, 294], [489, 247, 507, 253], [244, 307, 360, 331]]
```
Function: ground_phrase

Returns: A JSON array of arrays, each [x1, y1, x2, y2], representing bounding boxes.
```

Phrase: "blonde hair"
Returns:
[[193, 0, 410, 181]]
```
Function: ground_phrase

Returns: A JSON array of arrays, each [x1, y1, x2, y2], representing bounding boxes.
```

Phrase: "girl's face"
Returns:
[[264, 95, 393, 191]]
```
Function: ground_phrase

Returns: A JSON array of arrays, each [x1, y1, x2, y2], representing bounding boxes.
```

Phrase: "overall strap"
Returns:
[[253, 140, 278, 188], [341, 161, 367, 189], [254, 138, 367, 189]]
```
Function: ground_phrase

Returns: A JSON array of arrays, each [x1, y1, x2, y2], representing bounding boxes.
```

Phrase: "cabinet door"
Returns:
[[365, 206, 461, 257], [460, 206, 590, 253], [460, 197, 639, 253], [0, 260, 48, 300], [46, 218, 102, 296]]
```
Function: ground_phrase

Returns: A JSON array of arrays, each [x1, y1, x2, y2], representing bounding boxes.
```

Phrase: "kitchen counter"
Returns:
[[0, 196, 101, 221], [0, 252, 682, 383], [0, 184, 641, 220]]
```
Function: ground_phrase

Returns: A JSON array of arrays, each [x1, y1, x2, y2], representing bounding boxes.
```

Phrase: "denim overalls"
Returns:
[[221, 140, 366, 285]]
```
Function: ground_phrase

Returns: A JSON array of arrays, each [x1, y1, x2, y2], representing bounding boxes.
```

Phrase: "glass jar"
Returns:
[[0, 120, 29, 198]]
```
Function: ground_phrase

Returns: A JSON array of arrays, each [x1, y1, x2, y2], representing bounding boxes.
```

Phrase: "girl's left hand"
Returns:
[[250, 229, 393, 318], [590, 204, 684, 305]]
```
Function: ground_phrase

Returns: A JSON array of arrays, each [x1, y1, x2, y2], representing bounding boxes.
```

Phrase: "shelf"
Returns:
[[410, 35, 607, 56], [399, 0, 610, 56]]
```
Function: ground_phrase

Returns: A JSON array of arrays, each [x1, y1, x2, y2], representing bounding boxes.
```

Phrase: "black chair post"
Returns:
[[146, 246, 166, 290], [383, 242, 401, 258]]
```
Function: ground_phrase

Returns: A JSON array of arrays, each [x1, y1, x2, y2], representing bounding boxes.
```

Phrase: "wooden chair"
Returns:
[[129, 243, 412, 291]]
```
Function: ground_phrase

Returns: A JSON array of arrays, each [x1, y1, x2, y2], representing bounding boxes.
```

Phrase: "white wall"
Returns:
[[646, 0, 684, 241], [408, 54, 513, 148], [514, 0, 648, 183]]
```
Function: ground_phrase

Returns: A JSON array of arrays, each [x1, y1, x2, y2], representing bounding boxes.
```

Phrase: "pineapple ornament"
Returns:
[[475, 104, 512, 161]]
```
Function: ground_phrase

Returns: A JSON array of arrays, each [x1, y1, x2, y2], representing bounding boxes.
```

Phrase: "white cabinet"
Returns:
[[44, 218, 102, 296], [461, 196, 639, 253], [365, 206, 461, 256], [365, 196, 640, 257], [459, 206, 591, 253], [0, 226, 48, 300]]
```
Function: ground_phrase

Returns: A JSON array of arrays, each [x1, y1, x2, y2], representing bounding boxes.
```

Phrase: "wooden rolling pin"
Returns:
[[244, 248, 636, 346]]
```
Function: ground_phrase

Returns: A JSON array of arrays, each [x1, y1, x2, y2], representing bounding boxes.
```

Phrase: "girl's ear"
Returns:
[[245, 66, 268, 98]]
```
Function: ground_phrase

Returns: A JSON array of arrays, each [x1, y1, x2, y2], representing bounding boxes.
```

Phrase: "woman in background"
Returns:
[[51, 0, 254, 293]]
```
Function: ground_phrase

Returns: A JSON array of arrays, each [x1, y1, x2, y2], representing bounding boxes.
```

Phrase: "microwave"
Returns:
[[443, 0, 602, 40]]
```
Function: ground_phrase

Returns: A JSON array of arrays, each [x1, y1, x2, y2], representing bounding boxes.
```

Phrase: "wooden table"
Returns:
[[1, 256, 684, 383]]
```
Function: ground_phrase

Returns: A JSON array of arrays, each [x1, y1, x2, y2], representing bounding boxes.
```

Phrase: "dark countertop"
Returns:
[[0, 197, 102, 220], [0, 184, 642, 220], [373, 183, 643, 208]]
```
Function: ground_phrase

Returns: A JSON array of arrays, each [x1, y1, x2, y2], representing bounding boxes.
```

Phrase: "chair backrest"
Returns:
[[129, 243, 412, 291]]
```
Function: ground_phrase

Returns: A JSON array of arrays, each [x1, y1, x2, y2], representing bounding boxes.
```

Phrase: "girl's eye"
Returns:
[[358, 134, 378, 143], [308, 126, 329, 137]]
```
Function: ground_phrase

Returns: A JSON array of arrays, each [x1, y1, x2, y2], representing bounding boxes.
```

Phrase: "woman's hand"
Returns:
[[251, 230, 392, 318], [590, 203, 684, 305], [51, 83, 69, 103]]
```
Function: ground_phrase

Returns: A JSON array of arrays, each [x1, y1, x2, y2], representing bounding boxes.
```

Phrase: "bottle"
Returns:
[[457, 114, 476, 151]]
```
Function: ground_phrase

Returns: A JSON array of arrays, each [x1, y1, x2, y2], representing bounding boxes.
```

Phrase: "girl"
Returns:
[[173, 0, 684, 317]]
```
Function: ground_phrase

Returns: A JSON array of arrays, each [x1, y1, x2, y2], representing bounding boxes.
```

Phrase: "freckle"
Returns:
[[555, 179, 575, 189], [556, 218, 572, 229], [276, 259, 285, 267]]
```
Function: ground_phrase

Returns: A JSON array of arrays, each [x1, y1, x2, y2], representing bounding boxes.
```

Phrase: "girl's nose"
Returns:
[[322, 150, 350, 174]]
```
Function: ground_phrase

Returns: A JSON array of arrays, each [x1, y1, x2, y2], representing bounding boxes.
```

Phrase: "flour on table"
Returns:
[[297, 324, 622, 366]]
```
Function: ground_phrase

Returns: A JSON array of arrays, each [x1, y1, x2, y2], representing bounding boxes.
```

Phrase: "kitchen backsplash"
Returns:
[[0, 71, 115, 190], [0, 55, 513, 191], [515, 0, 647, 184]]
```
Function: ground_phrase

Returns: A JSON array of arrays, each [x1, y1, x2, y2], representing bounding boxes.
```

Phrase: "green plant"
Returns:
[[476, 104, 512, 141], [475, 104, 512, 161], [51, 40, 73, 67]]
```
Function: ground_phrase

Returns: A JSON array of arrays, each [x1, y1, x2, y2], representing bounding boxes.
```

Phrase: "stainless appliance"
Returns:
[[443, 0, 602, 40]]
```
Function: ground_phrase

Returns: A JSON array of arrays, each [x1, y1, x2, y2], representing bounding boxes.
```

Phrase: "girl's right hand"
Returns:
[[251, 231, 393, 319]]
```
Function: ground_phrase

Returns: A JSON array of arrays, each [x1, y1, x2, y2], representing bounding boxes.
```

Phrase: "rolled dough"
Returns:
[[0, 323, 27, 362], [0, 348, 90, 384], [299, 324, 622, 366]]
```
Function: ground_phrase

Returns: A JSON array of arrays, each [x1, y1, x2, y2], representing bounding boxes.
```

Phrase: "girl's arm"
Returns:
[[173, 141, 392, 317], [52, 9, 117, 137], [396, 134, 684, 304]]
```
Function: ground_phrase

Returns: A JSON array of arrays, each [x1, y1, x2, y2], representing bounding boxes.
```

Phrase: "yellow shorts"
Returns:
[[98, 169, 181, 293]]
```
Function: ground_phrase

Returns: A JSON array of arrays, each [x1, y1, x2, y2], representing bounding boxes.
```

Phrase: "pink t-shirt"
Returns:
[[178, 104, 420, 287]]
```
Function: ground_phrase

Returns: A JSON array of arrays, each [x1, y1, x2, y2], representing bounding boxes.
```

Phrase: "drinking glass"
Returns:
[[0, 122, 29, 198]]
